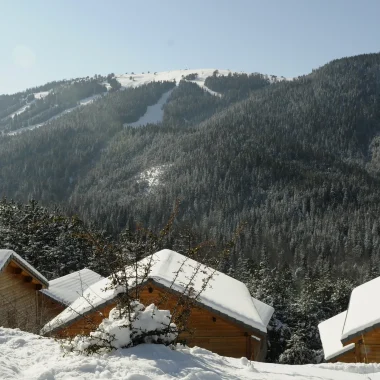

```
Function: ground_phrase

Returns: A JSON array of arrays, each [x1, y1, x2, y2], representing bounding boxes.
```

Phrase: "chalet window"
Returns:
[[212, 317, 217, 322], [148, 287, 153, 293]]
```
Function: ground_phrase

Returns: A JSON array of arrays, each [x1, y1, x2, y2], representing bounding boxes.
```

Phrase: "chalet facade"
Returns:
[[319, 276, 380, 363], [42, 249, 274, 360], [0, 249, 103, 333], [0, 249, 49, 333]]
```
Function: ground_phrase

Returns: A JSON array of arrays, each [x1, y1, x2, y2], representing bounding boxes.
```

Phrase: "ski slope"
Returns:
[[8, 94, 103, 135], [7, 69, 290, 135], [2, 327, 380, 380], [116, 69, 290, 92], [126, 89, 174, 128]]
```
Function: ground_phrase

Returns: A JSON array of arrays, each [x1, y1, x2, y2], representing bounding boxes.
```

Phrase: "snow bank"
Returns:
[[1, 327, 380, 380], [42, 249, 273, 335], [70, 302, 177, 353], [318, 311, 355, 361]]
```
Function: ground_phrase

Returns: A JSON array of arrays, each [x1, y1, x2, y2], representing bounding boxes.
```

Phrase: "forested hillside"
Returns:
[[1, 53, 380, 362]]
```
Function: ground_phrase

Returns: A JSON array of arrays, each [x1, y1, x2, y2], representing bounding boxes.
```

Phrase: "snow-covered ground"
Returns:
[[1, 327, 380, 380], [116, 69, 231, 90], [137, 165, 169, 189], [33, 91, 50, 99], [119, 69, 291, 127], [126, 89, 174, 128], [6, 104, 31, 119], [116, 69, 290, 93], [6, 69, 290, 135]]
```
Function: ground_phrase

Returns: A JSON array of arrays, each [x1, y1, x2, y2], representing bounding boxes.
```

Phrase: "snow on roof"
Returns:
[[40, 269, 104, 305], [251, 297, 274, 327], [318, 311, 355, 361], [341, 276, 380, 342], [0, 249, 48, 286], [42, 249, 271, 335]]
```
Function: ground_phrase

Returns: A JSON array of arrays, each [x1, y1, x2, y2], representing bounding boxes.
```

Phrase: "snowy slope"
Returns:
[[116, 69, 290, 92], [117, 69, 230, 90], [1, 327, 380, 380], [138, 164, 169, 190], [8, 94, 103, 136], [126, 88, 174, 127]]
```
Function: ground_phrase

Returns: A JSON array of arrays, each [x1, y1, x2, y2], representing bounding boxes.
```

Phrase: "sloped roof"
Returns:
[[0, 249, 48, 286], [318, 311, 355, 361], [341, 276, 380, 343], [42, 249, 273, 335], [251, 297, 274, 328], [40, 269, 104, 305]]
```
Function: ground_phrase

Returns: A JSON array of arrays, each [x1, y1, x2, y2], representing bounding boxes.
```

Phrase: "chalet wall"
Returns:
[[329, 349, 357, 363], [38, 293, 65, 327], [0, 264, 42, 333], [351, 327, 380, 363], [55, 283, 267, 360], [330, 327, 380, 363]]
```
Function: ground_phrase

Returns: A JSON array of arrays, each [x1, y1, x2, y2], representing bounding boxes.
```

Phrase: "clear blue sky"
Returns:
[[1, 0, 379, 94]]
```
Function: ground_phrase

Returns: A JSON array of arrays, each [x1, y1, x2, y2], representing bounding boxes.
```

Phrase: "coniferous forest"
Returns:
[[1, 53, 380, 362]]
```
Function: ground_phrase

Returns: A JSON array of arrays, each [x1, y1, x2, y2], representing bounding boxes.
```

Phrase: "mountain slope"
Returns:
[[0, 54, 380, 280]]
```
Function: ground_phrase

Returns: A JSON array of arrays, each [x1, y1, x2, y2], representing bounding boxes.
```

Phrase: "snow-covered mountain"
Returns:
[[116, 68, 289, 90], [1, 68, 288, 135]]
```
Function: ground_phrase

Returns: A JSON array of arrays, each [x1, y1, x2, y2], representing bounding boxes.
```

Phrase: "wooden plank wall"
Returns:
[[329, 327, 380, 363], [0, 264, 42, 333], [354, 328, 380, 363], [329, 349, 357, 363], [38, 293, 65, 327], [58, 283, 267, 360]]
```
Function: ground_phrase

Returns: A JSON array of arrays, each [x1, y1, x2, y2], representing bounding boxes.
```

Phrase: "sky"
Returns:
[[0, 0, 379, 94]]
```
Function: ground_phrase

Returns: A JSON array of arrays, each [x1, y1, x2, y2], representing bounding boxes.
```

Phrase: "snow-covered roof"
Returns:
[[0, 249, 48, 286], [42, 249, 273, 335], [341, 276, 380, 343], [251, 297, 274, 327], [40, 269, 104, 305], [318, 311, 355, 361]]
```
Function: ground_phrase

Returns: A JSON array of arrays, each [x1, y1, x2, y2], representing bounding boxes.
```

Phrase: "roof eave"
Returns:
[[325, 344, 355, 361], [341, 321, 380, 345], [0, 253, 49, 287]]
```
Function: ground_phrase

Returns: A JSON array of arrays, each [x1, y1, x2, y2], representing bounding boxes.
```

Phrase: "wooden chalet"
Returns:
[[42, 249, 274, 361], [319, 276, 380, 363], [0, 249, 103, 333], [0, 249, 49, 333]]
